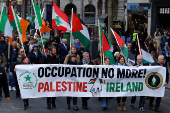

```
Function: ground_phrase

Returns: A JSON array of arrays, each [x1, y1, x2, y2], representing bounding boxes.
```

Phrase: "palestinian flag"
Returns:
[[9, 1, 17, 38], [72, 12, 90, 50], [0, 7, 12, 40], [139, 40, 154, 64], [99, 79, 106, 84], [32, 2, 42, 29], [100, 23, 115, 65], [88, 79, 97, 84], [52, 0, 70, 33], [111, 28, 128, 59], [102, 30, 110, 52], [13, 10, 30, 42]]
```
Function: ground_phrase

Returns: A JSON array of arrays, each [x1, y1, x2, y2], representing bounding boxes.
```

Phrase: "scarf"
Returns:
[[82, 59, 90, 65]]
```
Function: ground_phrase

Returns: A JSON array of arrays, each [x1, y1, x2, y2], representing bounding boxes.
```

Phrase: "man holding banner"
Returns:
[[149, 55, 169, 112], [41, 45, 59, 109], [130, 55, 147, 112], [79, 52, 93, 109]]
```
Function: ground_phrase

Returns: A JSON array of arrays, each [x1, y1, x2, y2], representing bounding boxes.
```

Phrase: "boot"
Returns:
[[122, 103, 127, 111], [155, 107, 161, 112], [117, 104, 122, 110]]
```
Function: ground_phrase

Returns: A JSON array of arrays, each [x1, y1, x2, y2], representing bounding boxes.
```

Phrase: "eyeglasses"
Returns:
[[21, 51, 24, 53]]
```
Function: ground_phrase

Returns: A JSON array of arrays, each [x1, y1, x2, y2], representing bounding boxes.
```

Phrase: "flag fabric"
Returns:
[[139, 40, 154, 64], [0, 7, 12, 39], [127, 50, 136, 66], [40, 20, 52, 35], [72, 12, 90, 50], [13, 11, 30, 42], [33, 2, 42, 29], [102, 31, 111, 52], [111, 28, 128, 59], [99, 79, 105, 84], [52, 0, 70, 33], [9, 1, 17, 38], [88, 79, 97, 84], [99, 24, 115, 65]]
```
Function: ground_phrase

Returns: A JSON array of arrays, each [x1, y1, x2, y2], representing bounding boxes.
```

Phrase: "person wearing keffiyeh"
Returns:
[[78, 52, 93, 109]]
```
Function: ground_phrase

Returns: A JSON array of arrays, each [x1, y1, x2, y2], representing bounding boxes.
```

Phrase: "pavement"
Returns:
[[0, 86, 170, 113], [0, 74, 170, 113]]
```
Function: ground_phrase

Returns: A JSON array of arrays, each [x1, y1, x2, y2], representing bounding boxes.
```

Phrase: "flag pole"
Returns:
[[11, 6, 26, 56], [136, 34, 143, 66], [137, 34, 142, 55], [8, 39, 10, 60], [70, 8, 73, 53], [110, 28, 130, 66], [31, 0, 45, 54], [98, 19, 102, 65]]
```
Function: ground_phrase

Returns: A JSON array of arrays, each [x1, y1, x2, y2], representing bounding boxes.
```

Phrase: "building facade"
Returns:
[[151, 0, 170, 37], [125, 0, 151, 34]]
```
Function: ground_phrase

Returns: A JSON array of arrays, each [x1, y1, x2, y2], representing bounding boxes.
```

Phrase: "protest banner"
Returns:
[[16, 64, 166, 99]]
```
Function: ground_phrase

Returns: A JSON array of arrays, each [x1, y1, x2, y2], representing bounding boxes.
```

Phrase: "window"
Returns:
[[84, 4, 95, 24], [64, 3, 77, 19]]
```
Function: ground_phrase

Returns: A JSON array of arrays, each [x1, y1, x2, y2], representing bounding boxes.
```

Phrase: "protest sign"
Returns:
[[16, 64, 166, 98]]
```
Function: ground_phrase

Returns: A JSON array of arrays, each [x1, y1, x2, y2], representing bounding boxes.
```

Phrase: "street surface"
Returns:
[[0, 88, 170, 113]]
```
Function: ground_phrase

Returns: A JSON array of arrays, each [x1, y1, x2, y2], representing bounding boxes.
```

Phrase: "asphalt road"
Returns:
[[0, 89, 170, 113]]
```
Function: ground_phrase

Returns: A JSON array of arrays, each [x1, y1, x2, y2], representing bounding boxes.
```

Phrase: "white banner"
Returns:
[[16, 64, 166, 99]]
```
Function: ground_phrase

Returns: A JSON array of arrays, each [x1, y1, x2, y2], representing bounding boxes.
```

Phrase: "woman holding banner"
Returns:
[[14, 56, 30, 110], [66, 54, 79, 111], [115, 56, 128, 111]]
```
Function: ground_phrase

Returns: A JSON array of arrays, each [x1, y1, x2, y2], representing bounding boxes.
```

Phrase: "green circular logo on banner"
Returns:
[[18, 71, 38, 89], [145, 72, 163, 90]]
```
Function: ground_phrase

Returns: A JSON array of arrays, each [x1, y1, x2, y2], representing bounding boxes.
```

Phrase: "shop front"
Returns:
[[151, 0, 170, 37], [127, 3, 148, 34]]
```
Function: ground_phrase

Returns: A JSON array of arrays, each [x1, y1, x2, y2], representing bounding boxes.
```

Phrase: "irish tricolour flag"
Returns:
[[72, 12, 90, 50], [0, 7, 12, 38], [13, 10, 29, 42], [32, 2, 42, 29], [52, 0, 70, 33], [110, 28, 128, 59]]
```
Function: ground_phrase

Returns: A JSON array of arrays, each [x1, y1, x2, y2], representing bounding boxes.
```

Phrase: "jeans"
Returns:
[[67, 97, 77, 106], [101, 97, 108, 107], [150, 97, 161, 108], [8, 67, 15, 87], [139, 96, 145, 108]]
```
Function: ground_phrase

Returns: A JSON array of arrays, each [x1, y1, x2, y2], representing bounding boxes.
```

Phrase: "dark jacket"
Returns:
[[24, 44, 29, 56], [41, 54, 59, 64], [54, 36, 60, 45], [28, 50, 42, 64], [0, 41, 8, 57], [45, 40, 52, 49], [58, 43, 70, 62], [9, 48, 18, 63], [0, 66, 10, 98], [0, 51, 6, 68], [67, 60, 77, 65], [151, 62, 169, 84], [133, 62, 149, 66]]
